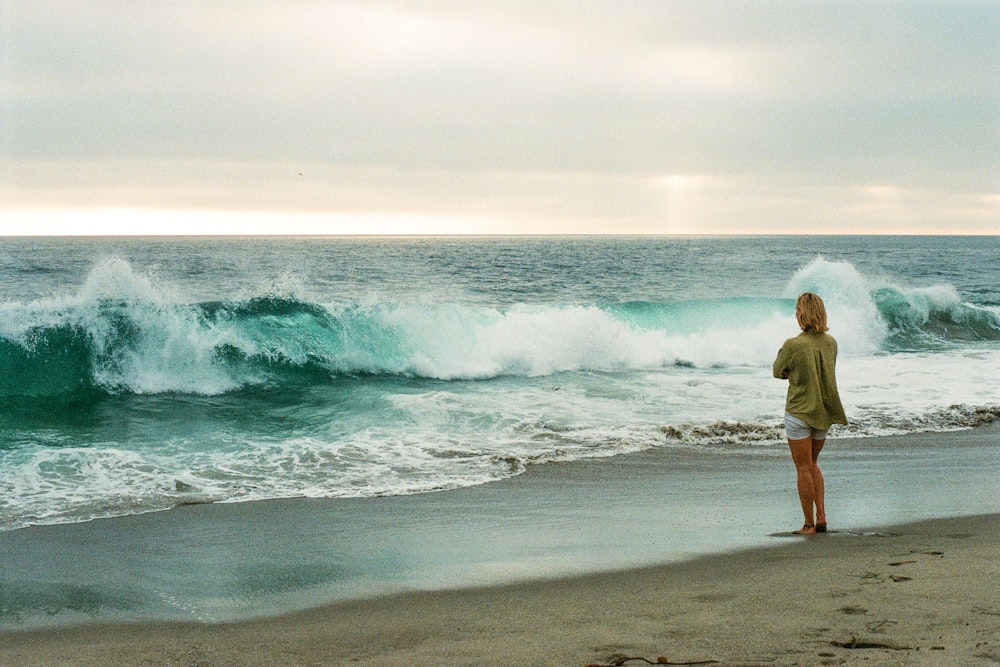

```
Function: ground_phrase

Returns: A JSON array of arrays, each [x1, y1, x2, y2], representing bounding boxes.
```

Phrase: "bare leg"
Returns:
[[788, 437, 817, 534], [812, 439, 826, 530]]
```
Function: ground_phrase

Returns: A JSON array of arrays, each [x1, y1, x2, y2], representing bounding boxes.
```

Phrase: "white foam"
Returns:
[[785, 257, 886, 354]]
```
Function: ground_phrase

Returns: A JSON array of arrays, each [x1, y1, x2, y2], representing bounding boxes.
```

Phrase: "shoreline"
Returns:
[[1, 423, 998, 666], [3, 513, 998, 666]]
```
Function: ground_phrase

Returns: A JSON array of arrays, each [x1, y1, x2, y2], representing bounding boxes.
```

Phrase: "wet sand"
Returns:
[[2, 513, 998, 666]]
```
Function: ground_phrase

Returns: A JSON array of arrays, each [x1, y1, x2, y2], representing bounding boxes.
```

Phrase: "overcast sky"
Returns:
[[2, 1, 997, 235]]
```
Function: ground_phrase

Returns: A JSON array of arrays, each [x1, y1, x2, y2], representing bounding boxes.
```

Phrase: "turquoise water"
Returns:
[[1, 235, 999, 531]]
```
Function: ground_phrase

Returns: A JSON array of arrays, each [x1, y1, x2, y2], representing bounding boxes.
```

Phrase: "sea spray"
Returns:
[[784, 257, 886, 354]]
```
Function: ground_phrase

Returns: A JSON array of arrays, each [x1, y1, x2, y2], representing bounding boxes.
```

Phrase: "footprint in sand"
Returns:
[[839, 605, 868, 616]]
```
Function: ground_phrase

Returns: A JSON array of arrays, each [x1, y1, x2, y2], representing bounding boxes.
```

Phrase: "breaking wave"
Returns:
[[1, 257, 998, 400]]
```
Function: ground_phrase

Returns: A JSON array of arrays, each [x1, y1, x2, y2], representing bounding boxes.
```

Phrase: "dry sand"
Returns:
[[2, 513, 997, 667]]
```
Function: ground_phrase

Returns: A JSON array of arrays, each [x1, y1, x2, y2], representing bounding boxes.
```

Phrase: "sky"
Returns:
[[1, 0, 998, 236]]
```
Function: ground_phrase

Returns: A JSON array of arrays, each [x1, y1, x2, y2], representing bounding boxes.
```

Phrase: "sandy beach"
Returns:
[[2, 426, 999, 666], [0, 512, 996, 666]]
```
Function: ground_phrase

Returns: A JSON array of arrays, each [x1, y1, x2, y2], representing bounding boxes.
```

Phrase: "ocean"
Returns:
[[2, 234, 1000, 628], [2, 235, 999, 533]]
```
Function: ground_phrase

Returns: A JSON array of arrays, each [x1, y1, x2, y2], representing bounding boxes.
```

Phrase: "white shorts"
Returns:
[[784, 412, 829, 441]]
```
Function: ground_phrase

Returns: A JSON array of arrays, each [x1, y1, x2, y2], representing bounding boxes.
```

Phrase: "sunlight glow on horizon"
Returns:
[[2, 207, 996, 237], [0, 208, 519, 237]]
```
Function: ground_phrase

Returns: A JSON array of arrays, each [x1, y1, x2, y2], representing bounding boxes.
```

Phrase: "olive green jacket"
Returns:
[[772, 331, 848, 431]]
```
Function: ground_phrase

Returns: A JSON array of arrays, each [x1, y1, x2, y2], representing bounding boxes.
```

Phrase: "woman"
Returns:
[[773, 292, 847, 535]]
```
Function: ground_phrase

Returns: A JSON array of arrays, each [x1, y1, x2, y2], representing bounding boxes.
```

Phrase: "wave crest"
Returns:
[[1, 257, 998, 399]]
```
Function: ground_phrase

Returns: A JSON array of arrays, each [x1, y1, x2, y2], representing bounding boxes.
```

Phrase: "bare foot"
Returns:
[[797, 524, 816, 535]]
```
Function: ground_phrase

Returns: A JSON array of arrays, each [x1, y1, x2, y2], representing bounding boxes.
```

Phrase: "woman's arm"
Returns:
[[773, 344, 791, 379]]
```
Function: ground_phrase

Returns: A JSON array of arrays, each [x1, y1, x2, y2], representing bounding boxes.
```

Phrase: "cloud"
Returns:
[[1, 1, 997, 234]]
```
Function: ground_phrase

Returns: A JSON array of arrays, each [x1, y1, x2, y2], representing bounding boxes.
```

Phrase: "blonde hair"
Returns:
[[796, 292, 829, 332]]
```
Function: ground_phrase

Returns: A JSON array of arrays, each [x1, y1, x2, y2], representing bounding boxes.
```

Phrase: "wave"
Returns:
[[1, 257, 998, 399], [785, 257, 1000, 349]]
